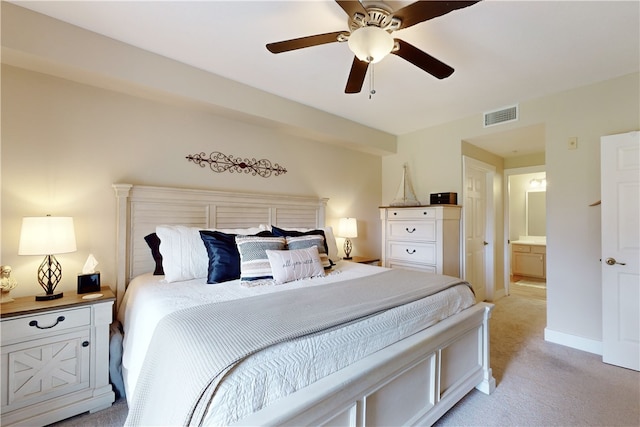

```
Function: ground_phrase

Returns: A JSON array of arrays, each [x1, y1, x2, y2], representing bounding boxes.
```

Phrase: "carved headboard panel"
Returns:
[[113, 184, 327, 308]]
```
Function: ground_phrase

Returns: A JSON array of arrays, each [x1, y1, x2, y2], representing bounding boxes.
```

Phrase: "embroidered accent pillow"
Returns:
[[266, 246, 325, 285], [236, 235, 286, 281], [285, 235, 331, 269]]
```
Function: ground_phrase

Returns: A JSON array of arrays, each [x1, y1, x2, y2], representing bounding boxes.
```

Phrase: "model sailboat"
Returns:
[[390, 163, 421, 206]]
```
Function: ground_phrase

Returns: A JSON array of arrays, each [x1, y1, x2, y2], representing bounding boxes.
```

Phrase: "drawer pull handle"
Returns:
[[29, 316, 65, 329], [406, 249, 417, 255], [405, 227, 416, 233], [82, 341, 90, 347]]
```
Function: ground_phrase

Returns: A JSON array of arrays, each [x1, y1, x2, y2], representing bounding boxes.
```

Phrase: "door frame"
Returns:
[[462, 156, 496, 300], [503, 165, 546, 296]]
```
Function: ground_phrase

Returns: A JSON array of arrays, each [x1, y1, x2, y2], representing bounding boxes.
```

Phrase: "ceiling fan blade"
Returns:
[[266, 31, 346, 54], [345, 57, 369, 93], [391, 39, 454, 79], [393, 1, 481, 30], [335, 0, 368, 19]]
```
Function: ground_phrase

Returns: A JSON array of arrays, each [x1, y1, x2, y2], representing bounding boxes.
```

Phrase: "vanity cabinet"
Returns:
[[512, 243, 546, 279], [380, 206, 461, 276]]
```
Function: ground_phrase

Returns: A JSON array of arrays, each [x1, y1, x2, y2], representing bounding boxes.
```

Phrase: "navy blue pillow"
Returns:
[[144, 233, 164, 276], [270, 225, 330, 260], [199, 230, 272, 284]]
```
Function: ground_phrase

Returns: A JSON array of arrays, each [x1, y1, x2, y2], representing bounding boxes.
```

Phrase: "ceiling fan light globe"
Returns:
[[348, 26, 394, 64]]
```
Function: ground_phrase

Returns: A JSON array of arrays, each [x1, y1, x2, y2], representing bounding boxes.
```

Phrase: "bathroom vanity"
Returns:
[[511, 238, 546, 280]]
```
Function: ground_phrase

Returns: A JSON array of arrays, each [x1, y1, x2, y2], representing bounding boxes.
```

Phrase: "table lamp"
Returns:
[[338, 217, 358, 260], [18, 216, 77, 301]]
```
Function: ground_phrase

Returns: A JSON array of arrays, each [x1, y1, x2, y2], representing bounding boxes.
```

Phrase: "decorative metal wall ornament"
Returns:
[[186, 151, 287, 178]]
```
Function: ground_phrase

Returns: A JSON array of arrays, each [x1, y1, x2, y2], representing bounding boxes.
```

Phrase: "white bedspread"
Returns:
[[118, 262, 475, 426]]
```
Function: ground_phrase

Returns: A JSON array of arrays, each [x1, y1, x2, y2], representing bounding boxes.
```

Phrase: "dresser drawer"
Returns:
[[387, 260, 437, 273], [1, 307, 91, 344], [389, 241, 436, 264], [388, 221, 436, 241], [387, 208, 436, 220]]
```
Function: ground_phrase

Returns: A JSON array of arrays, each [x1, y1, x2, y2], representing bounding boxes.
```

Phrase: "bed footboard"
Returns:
[[235, 302, 495, 427]]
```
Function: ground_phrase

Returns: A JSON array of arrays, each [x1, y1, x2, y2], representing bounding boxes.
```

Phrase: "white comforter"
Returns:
[[118, 262, 475, 426]]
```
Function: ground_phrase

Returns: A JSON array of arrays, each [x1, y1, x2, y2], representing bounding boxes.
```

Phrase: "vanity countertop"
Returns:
[[512, 239, 546, 246]]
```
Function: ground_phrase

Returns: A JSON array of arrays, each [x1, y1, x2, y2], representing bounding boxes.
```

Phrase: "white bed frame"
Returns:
[[113, 183, 495, 426]]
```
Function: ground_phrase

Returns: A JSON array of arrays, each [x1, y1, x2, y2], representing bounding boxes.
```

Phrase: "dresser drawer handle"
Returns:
[[406, 249, 417, 255], [29, 316, 65, 329], [405, 228, 416, 233]]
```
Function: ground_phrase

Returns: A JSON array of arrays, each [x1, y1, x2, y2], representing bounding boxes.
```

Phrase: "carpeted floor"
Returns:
[[435, 287, 640, 426], [49, 287, 639, 427]]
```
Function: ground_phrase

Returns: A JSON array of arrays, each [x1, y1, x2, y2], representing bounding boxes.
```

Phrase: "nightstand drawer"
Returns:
[[388, 221, 436, 241], [389, 241, 436, 264], [2, 307, 91, 344]]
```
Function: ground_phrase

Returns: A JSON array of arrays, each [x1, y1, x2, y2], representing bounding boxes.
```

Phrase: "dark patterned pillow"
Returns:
[[285, 235, 331, 269], [235, 235, 286, 281], [271, 225, 332, 266]]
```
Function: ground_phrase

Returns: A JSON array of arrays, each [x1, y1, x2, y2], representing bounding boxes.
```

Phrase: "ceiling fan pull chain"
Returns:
[[369, 63, 376, 99]]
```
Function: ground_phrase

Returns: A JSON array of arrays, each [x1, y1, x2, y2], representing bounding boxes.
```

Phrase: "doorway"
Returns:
[[504, 166, 546, 299]]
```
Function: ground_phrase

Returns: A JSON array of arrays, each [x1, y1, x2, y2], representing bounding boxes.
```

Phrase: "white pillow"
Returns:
[[260, 225, 339, 263], [156, 225, 263, 282], [266, 246, 325, 285]]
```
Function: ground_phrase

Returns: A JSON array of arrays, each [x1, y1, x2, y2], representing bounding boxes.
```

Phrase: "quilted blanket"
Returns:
[[124, 269, 470, 426]]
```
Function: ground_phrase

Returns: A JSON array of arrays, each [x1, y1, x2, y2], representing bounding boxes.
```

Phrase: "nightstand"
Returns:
[[1, 287, 115, 426], [346, 256, 381, 266]]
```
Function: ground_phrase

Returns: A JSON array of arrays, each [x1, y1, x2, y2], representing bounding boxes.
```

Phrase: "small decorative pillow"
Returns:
[[266, 246, 325, 285], [236, 235, 286, 281], [285, 235, 331, 269], [270, 225, 339, 264]]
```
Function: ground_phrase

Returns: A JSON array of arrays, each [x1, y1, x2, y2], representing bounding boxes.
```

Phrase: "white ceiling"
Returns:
[[10, 0, 640, 158]]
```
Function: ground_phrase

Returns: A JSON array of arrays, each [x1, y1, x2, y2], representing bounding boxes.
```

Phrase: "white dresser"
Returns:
[[1, 288, 115, 426], [380, 205, 461, 276]]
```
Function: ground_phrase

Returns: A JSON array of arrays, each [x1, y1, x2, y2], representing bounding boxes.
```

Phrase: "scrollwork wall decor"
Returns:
[[186, 151, 287, 178]]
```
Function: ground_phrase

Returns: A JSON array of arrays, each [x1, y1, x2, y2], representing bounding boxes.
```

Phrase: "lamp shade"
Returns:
[[338, 217, 358, 239], [348, 26, 394, 64], [18, 216, 77, 256]]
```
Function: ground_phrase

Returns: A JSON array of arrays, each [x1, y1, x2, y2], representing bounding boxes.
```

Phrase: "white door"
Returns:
[[601, 131, 639, 371], [463, 157, 494, 302]]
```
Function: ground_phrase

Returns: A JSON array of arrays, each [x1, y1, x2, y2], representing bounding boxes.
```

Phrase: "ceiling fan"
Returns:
[[266, 1, 481, 94]]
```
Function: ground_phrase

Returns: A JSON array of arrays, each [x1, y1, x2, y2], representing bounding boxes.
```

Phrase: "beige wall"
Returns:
[[383, 72, 640, 352], [1, 65, 382, 298]]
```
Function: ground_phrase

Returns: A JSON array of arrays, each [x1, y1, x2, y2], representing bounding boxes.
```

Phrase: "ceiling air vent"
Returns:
[[484, 104, 518, 127]]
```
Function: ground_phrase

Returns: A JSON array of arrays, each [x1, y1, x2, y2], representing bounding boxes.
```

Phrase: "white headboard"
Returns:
[[113, 184, 328, 308]]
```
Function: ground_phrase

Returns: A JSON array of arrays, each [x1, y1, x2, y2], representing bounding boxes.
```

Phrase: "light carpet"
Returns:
[[435, 287, 639, 426], [49, 288, 639, 427]]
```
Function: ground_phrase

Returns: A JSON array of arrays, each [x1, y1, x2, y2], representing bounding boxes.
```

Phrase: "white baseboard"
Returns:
[[544, 328, 603, 355]]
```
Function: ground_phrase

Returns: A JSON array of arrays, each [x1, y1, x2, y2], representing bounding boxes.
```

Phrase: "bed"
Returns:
[[113, 184, 495, 426]]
